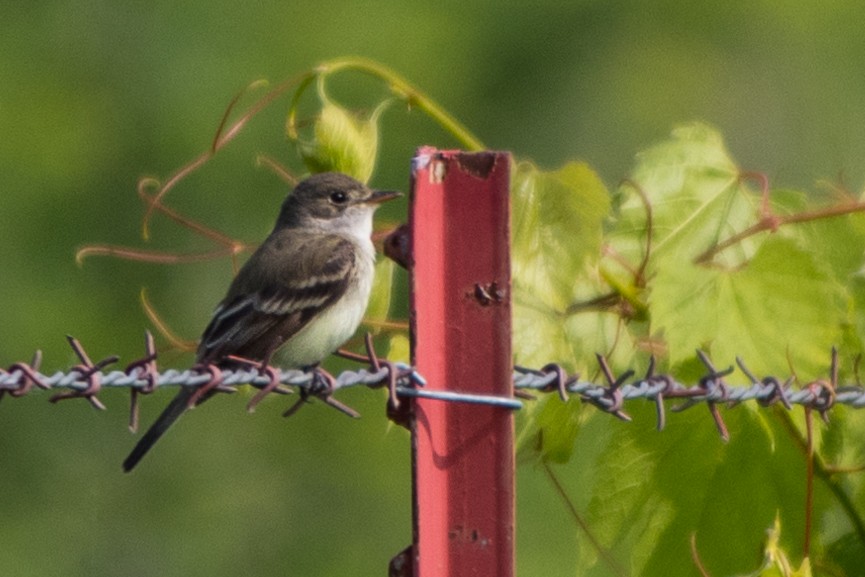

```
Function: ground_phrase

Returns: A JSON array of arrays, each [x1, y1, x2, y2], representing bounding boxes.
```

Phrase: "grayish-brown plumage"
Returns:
[[123, 172, 400, 472]]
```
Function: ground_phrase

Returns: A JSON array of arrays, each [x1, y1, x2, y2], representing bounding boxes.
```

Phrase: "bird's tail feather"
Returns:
[[123, 387, 196, 472]]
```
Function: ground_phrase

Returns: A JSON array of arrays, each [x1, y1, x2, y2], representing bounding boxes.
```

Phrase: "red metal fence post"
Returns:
[[406, 148, 514, 577]]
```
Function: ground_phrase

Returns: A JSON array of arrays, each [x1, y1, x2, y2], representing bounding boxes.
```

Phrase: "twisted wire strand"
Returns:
[[2, 364, 864, 410], [514, 373, 865, 409], [2, 336, 863, 429]]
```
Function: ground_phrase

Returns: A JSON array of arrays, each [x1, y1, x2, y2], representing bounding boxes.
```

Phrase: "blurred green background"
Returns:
[[2, 2, 865, 576]]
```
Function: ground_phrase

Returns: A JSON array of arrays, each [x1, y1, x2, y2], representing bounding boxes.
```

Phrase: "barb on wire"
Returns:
[[513, 348, 865, 441], [593, 353, 633, 422], [335, 333, 417, 427], [2, 337, 865, 441], [688, 350, 733, 441], [1, 350, 47, 399], [125, 331, 158, 431], [0, 333, 429, 421], [281, 367, 361, 419], [48, 335, 118, 411]]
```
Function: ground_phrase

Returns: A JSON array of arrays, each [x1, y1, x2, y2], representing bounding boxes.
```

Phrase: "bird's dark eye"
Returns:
[[329, 191, 348, 204]]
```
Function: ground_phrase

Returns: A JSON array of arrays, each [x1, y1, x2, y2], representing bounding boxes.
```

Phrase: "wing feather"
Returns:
[[196, 232, 356, 364]]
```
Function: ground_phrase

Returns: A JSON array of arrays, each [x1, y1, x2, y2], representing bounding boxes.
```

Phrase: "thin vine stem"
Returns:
[[313, 56, 486, 151], [694, 173, 865, 265], [542, 460, 630, 577], [775, 409, 865, 549]]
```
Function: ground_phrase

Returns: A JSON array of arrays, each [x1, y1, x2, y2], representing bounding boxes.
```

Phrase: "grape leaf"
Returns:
[[567, 404, 815, 577], [516, 396, 583, 465], [651, 236, 845, 379], [294, 78, 385, 183], [365, 257, 395, 325], [512, 161, 621, 461], [826, 531, 865, 577], [511, 122, 862, 576], [609, 122, 759, 270], [511, 161, 610, 312]]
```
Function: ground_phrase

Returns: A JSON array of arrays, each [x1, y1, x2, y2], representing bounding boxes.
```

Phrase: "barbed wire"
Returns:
[[1, 334, 862, 438]]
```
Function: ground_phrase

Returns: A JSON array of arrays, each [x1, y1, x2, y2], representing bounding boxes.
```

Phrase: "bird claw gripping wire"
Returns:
[[282, 367, 360, 419], [4, 337, 865, 441], [207, 352, 294, 414], [186, 363, 236, 408], [49, 336, 117, 411]]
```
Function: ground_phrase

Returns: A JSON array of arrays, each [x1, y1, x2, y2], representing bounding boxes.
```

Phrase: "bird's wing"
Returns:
[[197, 231, 356, 364], [124, 230, 362, 473]]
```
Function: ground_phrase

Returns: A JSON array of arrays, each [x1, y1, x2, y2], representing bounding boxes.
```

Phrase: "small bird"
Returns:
[[123, 172, 401, 472]]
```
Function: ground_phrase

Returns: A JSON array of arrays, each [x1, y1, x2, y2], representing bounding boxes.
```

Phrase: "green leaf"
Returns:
[[508, 122, 863, 575], [384, 332, 410, 365], [511, 161, 610, 311], [749, 515, 812, 577], [294, 77, 386, 183], [826, 531, 865, 577], [788, 558, 812, 577], [512, 159, 626, 376], [365, 257, 394, 326], [651, 236, 845, 379], [512, 299, 577, 370], [512, 161, 624, 461], [609, 122, 758, 270], [568, 404, 803, 577], [773, 186, 865, 288], [516, 396, 582, 465]]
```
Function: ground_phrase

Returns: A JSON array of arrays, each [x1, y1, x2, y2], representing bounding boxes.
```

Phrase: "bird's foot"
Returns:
[[282, 366, 360, 419]]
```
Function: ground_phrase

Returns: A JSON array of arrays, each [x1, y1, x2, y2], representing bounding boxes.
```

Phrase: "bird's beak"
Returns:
[[367, 189, 402, 205]]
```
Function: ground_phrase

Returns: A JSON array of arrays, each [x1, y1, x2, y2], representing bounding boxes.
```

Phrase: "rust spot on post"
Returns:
[[473, 282, 507, 306], [456, 152, 498, 179]]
